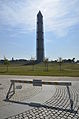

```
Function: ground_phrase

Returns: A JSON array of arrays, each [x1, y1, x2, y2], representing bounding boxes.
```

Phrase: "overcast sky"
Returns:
[[0, 0, 79, 60]]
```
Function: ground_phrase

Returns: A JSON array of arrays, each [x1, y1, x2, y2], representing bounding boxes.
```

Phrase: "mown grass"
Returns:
[[0, 62, 79, 76]]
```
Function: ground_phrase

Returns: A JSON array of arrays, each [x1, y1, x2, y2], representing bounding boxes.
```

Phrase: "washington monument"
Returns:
[[36, 11, 44, 62]]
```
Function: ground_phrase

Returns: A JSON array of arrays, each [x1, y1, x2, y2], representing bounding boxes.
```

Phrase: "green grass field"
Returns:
[[0, 62, 79, 76]]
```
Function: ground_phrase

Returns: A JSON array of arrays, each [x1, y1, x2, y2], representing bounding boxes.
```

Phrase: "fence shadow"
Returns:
[[4, 99, 77, 114]]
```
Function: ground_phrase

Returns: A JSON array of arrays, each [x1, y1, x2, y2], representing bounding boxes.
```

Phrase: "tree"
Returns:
[[58, 57, 62, 71], [4, 57, 9, 72], [44, 58, 49, 71], [72, 58, 75, 63], [30, 57, 35, 71]]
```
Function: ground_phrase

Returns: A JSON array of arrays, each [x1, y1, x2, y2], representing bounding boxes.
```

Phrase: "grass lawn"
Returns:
[[0, 62, 79, 77]]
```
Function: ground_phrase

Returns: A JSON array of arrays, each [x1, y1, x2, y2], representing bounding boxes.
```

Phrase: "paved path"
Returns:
[[0, 75, 79, 119]]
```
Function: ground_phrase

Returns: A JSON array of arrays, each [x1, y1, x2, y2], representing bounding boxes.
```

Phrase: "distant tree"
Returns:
[[72, 58, 75, 63], [4, 57, 9, 72], [12, 57, 14, 61], [58, 57, 62, 71], [44, 58, 49, 71], [76, 60, 79, 63], [30, 57, 35, 71]]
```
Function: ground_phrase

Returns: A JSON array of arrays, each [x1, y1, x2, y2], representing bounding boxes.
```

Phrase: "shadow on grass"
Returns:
[[0, 71, 8, 73]]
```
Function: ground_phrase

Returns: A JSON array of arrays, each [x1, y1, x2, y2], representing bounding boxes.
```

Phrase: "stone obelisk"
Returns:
[[36, 11, 44, 62]]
